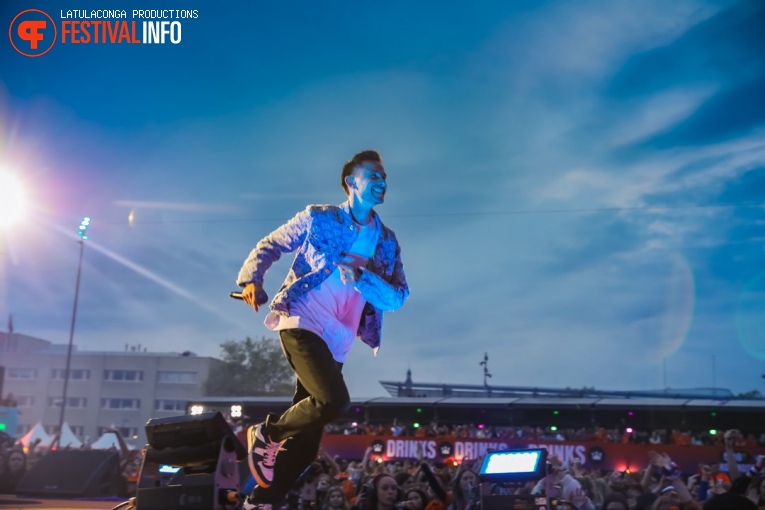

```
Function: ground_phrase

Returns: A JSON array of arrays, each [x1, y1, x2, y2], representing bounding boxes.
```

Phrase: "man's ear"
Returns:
[[346, 177, 356, 189]]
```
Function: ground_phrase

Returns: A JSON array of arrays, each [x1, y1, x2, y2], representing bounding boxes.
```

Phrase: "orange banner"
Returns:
[[318, 435, 765, 474]]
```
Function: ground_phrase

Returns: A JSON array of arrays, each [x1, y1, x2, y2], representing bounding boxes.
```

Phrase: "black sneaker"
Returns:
[[247, 423, 286, 489]]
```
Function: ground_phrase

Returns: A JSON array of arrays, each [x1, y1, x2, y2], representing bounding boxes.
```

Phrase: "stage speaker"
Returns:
[[16, 449, 122, 497], [136, 411, 245, 510]]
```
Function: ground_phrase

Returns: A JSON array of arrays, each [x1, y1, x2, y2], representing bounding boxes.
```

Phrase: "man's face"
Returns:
[[349, 161, 387, 206], [8, 452, 24, 472]]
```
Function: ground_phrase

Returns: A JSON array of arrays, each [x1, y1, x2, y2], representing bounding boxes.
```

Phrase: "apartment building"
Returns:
[[0, 332, 222, 446]]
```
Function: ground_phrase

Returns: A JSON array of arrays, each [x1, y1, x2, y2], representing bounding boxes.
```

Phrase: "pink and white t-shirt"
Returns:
[[264, 220, 380, 362]]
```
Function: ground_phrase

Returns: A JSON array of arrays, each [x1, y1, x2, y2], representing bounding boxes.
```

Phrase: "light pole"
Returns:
[[57, 217, 90, 439]]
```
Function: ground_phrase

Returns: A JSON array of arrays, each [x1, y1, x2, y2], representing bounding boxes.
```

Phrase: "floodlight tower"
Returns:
[[57, 217, 91, 437]]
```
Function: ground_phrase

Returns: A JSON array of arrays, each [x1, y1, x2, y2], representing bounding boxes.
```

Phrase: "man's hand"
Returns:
[[336, 264, 359, 285], [648, 451, 672, 469], [334, 255, 364, 285], [242, 282, 264, 312], [724, 429, 741, 449], [568, 487, 589, 508]]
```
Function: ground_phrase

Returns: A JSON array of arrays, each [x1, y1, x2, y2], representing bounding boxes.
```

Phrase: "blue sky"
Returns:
[[1, 0, 764, 398]]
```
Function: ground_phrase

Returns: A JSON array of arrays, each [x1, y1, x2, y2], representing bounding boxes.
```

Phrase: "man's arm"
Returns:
[[354, 239, 409, 311], [723, 429, 742, 481], [103, 427, 131, 462], [640, 457, 655, 491], [236, 207, 311, 288]]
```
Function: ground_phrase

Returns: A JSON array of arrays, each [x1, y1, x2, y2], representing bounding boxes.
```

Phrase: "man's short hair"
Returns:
[[341, 150, 382, 195]]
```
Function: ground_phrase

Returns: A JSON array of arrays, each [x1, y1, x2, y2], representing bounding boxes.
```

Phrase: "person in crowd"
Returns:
[[645, 451, 701, 510], [324, 485, 351, 510], [702, 492, 757, 510], [395, 472, 417, 493], [600, 492, 629, 510], [707, 462, 731, 493], [315, 473, 333, 506], [573, 476, 604, 509], [421, 467, 451, 510], [3, 449, 28, 493], [747, 475, 765, 509], [634, 492, 659, 510], [353, 473, 402, 510], [446, 469, 479, 510], [403, 489, 430, 510], [531, 456, 594, 509], [0, 452, 9, 494], [716, 429, 765, 509]]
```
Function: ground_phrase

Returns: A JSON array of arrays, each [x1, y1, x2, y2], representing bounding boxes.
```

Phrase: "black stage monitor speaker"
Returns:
[[136, 411, 245, 510], [16, 450, 122, 498]]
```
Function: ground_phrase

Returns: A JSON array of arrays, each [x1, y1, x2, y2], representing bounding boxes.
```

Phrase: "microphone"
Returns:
[[230, 288, 268, 305]]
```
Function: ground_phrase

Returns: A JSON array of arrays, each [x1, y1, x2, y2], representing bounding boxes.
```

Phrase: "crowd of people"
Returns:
[[0, 427, 141, 496], [261, 428, 765, 510], [1, 421, 764, 510]]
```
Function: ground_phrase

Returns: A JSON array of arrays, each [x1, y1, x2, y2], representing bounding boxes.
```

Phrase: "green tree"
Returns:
[[204, 336, 294, 396], [736, 389, 763, 399]]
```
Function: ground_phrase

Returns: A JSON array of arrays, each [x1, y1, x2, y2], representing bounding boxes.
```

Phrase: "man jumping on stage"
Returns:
[[236, 149, 409, 508]]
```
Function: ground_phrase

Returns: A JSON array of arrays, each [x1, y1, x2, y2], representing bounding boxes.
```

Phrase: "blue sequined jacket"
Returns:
[[236, 202, 409, 353]]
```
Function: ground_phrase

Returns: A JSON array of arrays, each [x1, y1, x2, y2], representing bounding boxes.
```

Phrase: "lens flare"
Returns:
[[657, 253, 696, 359], [0, 172, 26, 229]]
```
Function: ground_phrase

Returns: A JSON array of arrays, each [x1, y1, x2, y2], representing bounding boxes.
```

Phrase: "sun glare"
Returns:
[[0, 171, 27, 229]]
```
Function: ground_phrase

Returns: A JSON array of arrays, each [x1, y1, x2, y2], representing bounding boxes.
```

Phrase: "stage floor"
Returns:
[[0, 496, 123, 509]]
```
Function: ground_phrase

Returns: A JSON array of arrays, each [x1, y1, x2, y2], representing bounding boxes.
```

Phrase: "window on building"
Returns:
[[70, 425, 85, 436], [154, 399, 187, 412], [98, 426, 138, 438], [100, 398, 141, 410], [7, 368, 38, 379], [51, 369, 91, 380], [48, 397, 88, 408], [16, 396, 34, 407], [103, 370, 144, 382], [157, 371, 197, 384], [16, 424, 32, 435]]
